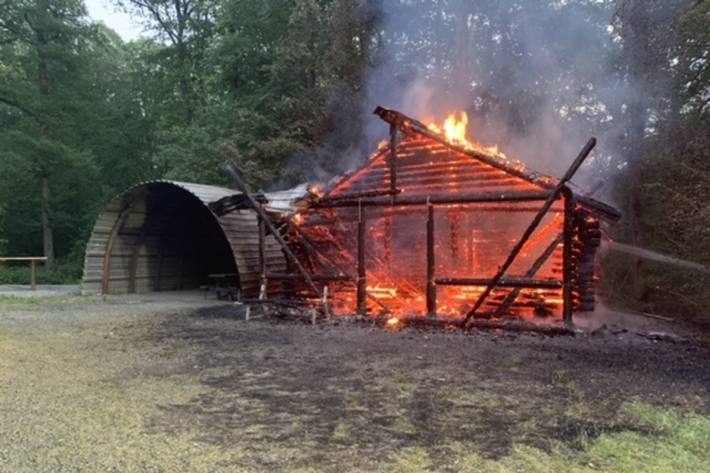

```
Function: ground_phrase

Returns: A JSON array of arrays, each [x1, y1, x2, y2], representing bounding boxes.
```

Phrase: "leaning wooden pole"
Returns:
[[461, 138, 597, 328], [357, 200, 367, 315], [258, 215, 268, 299], [426, 201, 436, 316], [223, 164, 321, 297], [562, 188, 576, 326], [492, 233, 564, 318]]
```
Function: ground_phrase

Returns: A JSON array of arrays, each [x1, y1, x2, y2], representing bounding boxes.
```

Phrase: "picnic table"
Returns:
[[205, 273, 240, 300], [0, 256, 48, 290]]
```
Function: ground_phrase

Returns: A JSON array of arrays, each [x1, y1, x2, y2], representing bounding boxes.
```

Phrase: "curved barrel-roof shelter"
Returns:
[[81, 180, 285, 296]]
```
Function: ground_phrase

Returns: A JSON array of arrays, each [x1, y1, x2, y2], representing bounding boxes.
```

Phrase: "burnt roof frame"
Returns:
[[324, 106, 620, 221]]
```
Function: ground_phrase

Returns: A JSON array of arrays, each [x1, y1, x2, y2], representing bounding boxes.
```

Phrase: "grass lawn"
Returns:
[[1, 295, 709, 472]]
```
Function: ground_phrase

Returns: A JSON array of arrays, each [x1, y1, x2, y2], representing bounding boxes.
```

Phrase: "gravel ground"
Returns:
[[0, 284, 79, 298], [1, 293, 709, 472]]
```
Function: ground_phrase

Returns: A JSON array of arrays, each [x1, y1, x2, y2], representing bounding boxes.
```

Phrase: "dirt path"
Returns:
[[1, 295, 709, 472]]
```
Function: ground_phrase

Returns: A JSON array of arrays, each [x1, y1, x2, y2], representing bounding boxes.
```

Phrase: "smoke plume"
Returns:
[[355, 0, 634, 196]]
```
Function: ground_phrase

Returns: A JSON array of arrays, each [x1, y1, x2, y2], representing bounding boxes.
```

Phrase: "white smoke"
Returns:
[[357, 0, 634, 197]]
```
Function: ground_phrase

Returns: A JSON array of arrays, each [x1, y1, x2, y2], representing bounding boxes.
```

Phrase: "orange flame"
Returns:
[[443, 111, 469, 146], [308, 185, 324, 198], [385, 317, 401, 329], [428, 111, 507, 160]]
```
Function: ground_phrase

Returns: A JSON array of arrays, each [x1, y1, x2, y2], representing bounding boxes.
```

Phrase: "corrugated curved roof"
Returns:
[[81, 180, 285, 296]]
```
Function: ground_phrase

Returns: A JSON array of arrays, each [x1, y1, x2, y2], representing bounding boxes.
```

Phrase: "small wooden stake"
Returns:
[[322, 285, 330, 319], [258, 215, 268, 300]]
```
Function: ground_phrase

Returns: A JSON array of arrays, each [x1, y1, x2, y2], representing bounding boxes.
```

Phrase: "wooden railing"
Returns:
[[0, 257, 48, 290]]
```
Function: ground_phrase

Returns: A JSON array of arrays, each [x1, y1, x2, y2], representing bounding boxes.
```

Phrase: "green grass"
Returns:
[[0, 293, 91, 310], [2, 301, 709, 472], [431, 401, 710, 473]]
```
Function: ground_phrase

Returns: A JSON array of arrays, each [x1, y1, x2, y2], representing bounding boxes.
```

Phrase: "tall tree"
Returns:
[[0, 0, 91, 268], [116, 0, 215, 124]]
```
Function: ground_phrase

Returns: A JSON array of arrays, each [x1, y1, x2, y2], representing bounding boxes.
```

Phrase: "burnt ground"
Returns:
[[1, 293, 710, 472]]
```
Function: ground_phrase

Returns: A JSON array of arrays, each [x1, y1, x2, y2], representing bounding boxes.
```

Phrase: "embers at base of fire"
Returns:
[[251, 300, 578, 336]]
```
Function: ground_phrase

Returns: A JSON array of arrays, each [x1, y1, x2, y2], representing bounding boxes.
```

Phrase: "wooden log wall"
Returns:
[[571, 208, 601, 312]]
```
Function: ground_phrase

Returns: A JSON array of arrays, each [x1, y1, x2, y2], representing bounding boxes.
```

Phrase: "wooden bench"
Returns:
[[205, 273, 240, 300], [0, 257, 48, 291]]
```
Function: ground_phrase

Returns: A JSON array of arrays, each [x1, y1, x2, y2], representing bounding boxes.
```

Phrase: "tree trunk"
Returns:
[[36, 5, 54, 270], [41, 176, 54, 270]]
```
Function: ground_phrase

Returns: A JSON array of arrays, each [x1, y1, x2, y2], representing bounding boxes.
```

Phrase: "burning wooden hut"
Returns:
[[254, 107, 621, 326]]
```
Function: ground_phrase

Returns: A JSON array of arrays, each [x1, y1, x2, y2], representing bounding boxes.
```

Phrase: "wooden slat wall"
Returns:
[[330, 137, 541, 198]]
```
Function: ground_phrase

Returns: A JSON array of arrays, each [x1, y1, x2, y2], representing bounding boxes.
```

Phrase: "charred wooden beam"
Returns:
[[468, 319, 575, 336], [374, 106, 554, 189], [426, 202, 436, 316], [224, 164, 321, 297], [389, 315, 575, 336], [302, 204, 565, 227], [562, 189, 576, 325], [327, 188, 402, 201], [287, 222, 343, 277], [266, 272, 352, 281], [461, 137, 597, 327], [389, 123, 398, 202], [314, 191, 555, 209], [493, 233, 564, 318], [435, 277, 563, 289], [373, 106, 620, 222]]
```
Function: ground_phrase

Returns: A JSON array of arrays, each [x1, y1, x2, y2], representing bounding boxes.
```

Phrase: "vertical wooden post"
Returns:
[[30, 259, 37, 291], [356, 200, 367, 315], [426, 201, 436, 317], [389, 123, 397, 201], [322, 285, 330, 320], [258, 215, 267, 300], [562, 188, 575, 326]]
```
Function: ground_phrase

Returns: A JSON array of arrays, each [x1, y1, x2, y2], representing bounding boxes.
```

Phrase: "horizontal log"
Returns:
[[469, 319, 575, 335], [384, 315, 575, 336], [434, 277, 563, 288], [315, 191, 556, 209], [266, 272, 352, 281], [327, 188, 402, 201]]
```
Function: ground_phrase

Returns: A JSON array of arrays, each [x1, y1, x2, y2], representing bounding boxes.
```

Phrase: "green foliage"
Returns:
[[0, 264, 79, 285], [0, 0, 708, 301], [604, 120, 710, 321], [603, 0, 710, 321]]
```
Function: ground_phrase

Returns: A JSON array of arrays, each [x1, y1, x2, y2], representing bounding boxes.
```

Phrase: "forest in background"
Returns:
[[0, 0, 708, 321]]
